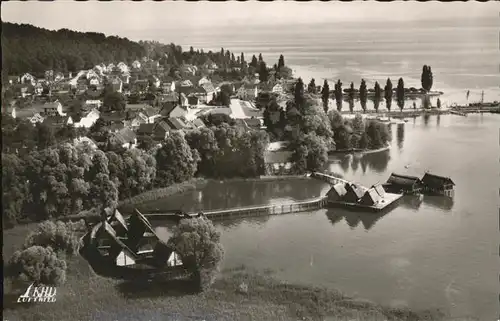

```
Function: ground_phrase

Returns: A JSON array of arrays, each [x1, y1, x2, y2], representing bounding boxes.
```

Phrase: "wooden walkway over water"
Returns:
[[144, 196, 328, 221], [142, 172, 403, 222], [309, 172, 354, 187]]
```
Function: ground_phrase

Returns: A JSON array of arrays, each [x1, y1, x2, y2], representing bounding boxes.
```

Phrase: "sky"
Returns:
[[2, 1, 499, 39]]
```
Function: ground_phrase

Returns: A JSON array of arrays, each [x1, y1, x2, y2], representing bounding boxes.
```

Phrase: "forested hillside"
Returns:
[[1, 22, 146, 78]]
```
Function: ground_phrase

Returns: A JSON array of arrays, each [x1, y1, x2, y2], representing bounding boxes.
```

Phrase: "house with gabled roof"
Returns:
[[20, 73, 36, 86], [109, 122, 125, 133], [200, 82, 216, 103], [37, 100, 67, 117], [161, 82, 176, 93], [371, 183, 386, 198], [191, 118, 206, 129], [198, 77, 211, 86], [132, 79, 149, 93], [327, 183, 348, 202], [236, 83, 258, 101], [110, 77, 123, 93], [117, 62, 129, 74], [73, 136, 98, 150], [43, 115, 73, 127], [148, 75, 161, 88], [179, 80, 194, 88], [137, 123, 156, 138], [138, 106, 161, 124], [384, 173, 422, 194], [359, 187, 383, 206], [263, 150, 293, 175], [156, 93, 178, 108], [100, 111, 127, 125], [187, 94, 199, 106], [74, 109, 100, 128], [160, 103, 188, 119], [165, 117, 190, 131], [152, 120, 172, 140], [89, 76, 101, 86], [93, 65, 105, 76], [343, 183, 366, 203], [181, 65, 198, 76], [421, 173, 455, 197], [54, 72, 65, 82], [272, 84, 285, 94], [132, 60, 141, 70], [109, 127, 137, 149], [106, 63, 116, 73]]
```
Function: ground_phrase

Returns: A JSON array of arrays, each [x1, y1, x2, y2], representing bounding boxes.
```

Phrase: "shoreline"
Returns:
[[1, 251, 447, 321], [329, 144, 390, 156]]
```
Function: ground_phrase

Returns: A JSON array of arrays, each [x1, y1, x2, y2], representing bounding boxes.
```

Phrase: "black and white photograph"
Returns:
[[1, 1, 499, 320]]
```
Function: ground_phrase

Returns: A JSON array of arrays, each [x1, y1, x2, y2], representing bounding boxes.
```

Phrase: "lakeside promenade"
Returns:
[[335, 103, 499, 117]]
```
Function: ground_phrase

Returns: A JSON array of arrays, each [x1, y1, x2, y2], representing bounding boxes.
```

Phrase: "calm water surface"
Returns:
[[148, 114, 500, 320], [131, 19, 500, 107]]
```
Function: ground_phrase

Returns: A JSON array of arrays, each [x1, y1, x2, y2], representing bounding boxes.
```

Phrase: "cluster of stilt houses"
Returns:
[[383, 172, 455, 197], [326, 182, 403, 212], [319, 170, 455, 213], [79, 208, 191, 280]]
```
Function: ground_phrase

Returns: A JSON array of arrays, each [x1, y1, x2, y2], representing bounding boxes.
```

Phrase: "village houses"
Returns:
[[161, 82, 176, 93], [110, 77, 123, 93], [138, 106, 161, 124], [108, 127, 137, 149], [272, 83, 285, 95], [117, 62, 129, 74], [106, 63, 116, 74], [132, 60, 141, 70], [20, 73, 36, 86], [74, 109, 100, 128], [237, 83, 259, 101], [200, 82, 216, 103]]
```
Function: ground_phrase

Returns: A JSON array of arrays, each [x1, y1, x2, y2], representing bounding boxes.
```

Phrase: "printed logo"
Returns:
[[17, 283, 57, 303]]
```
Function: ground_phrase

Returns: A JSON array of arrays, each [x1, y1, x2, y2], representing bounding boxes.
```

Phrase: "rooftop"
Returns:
[[112, 128, 136, 145], [422, 173, 455, 186], [263, 150, 293, 164]]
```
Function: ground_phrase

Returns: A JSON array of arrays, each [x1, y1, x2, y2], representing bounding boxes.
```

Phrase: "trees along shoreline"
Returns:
[[300, 64, 439, 113]]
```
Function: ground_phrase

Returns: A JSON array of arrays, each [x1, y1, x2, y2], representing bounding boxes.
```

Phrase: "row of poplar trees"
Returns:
[[305, 65, 434, 113]]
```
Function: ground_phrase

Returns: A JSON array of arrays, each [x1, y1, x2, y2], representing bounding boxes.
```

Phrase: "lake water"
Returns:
[[131, 18, 500, 108], [147, 114, 500, 320]]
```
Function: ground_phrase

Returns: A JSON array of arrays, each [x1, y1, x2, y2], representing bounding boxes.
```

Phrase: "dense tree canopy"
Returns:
[[7, 246, 67, 286], [328, 111, 390, 151], [155, 131, 199, 186], [186, 125, 269, 178], [106, 148, 157, 199], [23, 220, 81, 257], [2, 22, 146, 78], [2, 153, 29, 227], [167, 216, 224, 291], [21, 144, 118, 221], [103, 92, 126, 113]]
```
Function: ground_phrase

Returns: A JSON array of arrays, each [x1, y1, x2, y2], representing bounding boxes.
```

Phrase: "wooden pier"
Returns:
[[144, 196, 329, 222], [310, 172, 351, 186], [450, 110, 467, 117]]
